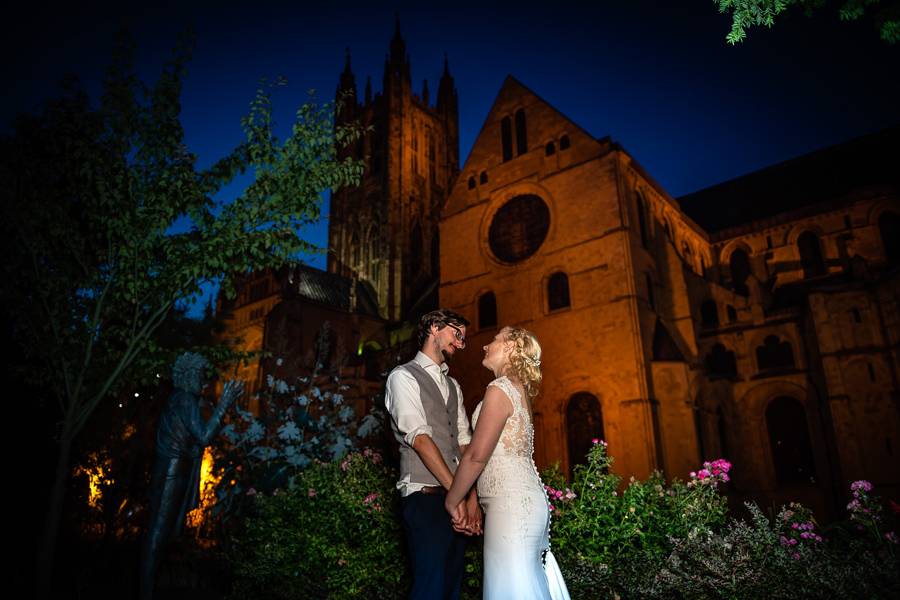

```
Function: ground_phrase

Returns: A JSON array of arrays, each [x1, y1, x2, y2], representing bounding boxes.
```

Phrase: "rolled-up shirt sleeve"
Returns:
[[385, 368, 433, 447]]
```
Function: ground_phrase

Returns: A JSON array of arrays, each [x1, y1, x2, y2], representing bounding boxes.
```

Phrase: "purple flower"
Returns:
[[847, 499, 861, 511], [851, 480, 873, 493]]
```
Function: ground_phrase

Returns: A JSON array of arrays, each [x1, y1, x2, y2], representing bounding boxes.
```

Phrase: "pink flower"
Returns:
[[850, 480, 873, 493], [591, 438, 599, 444], [792, 552, 801, 560], [308, 488, 317, 498], [885, 531, 898, 544], [549, 504, 555, 512], [246, 487, 258, 496]]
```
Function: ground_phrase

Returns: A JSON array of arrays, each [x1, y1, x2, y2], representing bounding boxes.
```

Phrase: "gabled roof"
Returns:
[[677, 125, 900, 234]]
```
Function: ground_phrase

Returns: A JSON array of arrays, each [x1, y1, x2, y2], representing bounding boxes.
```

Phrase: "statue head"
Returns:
[[172, 352, 212, 394]]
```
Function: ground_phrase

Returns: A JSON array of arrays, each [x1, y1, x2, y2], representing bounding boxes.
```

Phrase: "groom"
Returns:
[[385, 309, 482, 600]]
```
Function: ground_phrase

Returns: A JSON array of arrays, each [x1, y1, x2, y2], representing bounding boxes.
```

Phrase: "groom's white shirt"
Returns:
[[385, 351, 472, 496]]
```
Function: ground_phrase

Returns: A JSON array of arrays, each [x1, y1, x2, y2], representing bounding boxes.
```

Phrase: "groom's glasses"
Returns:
[[445, 323, 466, 348]]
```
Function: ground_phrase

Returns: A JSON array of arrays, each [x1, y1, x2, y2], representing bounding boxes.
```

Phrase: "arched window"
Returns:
[[766, 397, 816, 485], [480, 171, 488, 184], [566, 393, 604, 479], [756, 335, 795, 371], [729, 249, 751, 296], [409, 222, 423, 276], [351, 232, 360, 266], [559, 134, 570, 150], [515, 109, 528, 156], [468, 176, 476, 190], [547, 272, 570, 311], [717, 406, 730, 460], [879, 211, 900, 264], [798, 231, 826, 278], [479, 291, 497, 329], [705, 343, 737, 379], [694, 406, 707, 462], [501, 116, 513, 162], [636, 192, 649, 249], [700, 300, 719, 328], [545, 141, 556, 156], [431, 229, 440, 277], [645, 273, 656, 311], [726, 305, 738, 322]]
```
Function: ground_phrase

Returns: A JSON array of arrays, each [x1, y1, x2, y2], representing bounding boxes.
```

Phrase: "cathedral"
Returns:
[[219, 22, 900, 517]]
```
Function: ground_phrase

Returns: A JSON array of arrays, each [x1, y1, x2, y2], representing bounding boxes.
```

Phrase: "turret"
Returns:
[[336, 47, 357, 122]]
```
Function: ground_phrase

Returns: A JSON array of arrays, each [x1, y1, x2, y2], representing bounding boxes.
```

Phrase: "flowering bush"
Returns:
[[210, 367, 384, 521], [546, 440, 729, 565], [226, 449, 408, 599]]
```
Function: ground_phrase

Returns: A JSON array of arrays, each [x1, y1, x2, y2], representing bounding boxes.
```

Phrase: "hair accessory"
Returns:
[[524, 355, 541, 368]]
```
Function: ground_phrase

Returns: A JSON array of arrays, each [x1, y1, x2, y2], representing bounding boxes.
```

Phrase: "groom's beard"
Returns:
[[440, 348, 454, 363]]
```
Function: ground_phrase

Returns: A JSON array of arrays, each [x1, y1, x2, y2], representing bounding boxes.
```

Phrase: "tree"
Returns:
[[713, 0, 900, 44], [0, 32, 364, 597]]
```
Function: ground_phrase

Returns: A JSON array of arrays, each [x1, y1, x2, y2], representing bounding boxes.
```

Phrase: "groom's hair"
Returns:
[[418, 309, 470, 348]]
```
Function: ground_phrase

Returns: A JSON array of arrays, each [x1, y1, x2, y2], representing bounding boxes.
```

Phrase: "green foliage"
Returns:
[[713, 0, 899, 44], [225, 450, 408, 600], [546, 443, 728, 567], [0, 30, 364, 446], [647, 503, 900, 598], [210, 362, 386, 522]]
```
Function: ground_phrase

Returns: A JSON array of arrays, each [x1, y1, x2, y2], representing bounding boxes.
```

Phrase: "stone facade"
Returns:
[[328, 19, 459, 322], [440, 76, 899, 516], [221, 25, 899, 515]]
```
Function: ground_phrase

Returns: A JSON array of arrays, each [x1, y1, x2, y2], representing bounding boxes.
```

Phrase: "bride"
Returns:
[[445, 326, 569, 600]]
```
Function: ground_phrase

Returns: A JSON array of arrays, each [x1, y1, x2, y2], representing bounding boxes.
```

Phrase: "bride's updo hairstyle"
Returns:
[[501, 326, 542, 401]]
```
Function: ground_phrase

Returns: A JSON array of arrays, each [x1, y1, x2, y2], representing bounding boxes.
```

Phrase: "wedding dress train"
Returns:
[[474, 376, 570, 600]]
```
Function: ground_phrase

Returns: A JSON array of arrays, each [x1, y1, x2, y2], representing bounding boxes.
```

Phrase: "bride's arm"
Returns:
[[445, 386, 512, 511]]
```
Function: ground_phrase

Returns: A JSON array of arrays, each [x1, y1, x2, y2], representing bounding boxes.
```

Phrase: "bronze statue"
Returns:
[[139, 352, 243, 600]]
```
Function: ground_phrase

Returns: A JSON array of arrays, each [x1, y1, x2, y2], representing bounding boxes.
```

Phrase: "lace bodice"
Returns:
[[473, 376, 543, 497]]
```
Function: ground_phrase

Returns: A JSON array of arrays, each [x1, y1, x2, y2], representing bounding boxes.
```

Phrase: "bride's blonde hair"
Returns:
[[501, 326, 542, 401]]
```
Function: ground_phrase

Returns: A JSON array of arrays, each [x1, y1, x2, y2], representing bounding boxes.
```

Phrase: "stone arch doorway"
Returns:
[[566, 392, 604, 479], [766, 396, 816, 485]]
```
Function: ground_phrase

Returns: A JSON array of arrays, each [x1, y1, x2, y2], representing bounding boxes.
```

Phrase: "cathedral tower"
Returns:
[[328, 17, 460, 322]]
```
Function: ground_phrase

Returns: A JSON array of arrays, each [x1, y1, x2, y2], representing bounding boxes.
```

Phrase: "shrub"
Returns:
[[226, 449, 408, 599]]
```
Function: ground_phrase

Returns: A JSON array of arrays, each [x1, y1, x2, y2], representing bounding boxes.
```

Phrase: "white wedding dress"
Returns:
[[473, 376, 570, 600]]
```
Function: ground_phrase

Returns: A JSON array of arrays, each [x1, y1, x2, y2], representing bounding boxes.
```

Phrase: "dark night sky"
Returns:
[[5, 1, 899, 305]]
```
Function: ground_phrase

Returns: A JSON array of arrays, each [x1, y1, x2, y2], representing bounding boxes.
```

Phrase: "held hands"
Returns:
[[445, 493, 483, 536]]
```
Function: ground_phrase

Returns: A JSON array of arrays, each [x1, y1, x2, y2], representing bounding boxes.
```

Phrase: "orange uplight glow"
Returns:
[[76, 453, 113, 510], [187, 447, 222, 528]]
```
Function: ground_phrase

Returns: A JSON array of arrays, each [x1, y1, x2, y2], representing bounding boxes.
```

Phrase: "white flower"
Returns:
[[277, 421, 301, 442], [357, 414, 380, 438]]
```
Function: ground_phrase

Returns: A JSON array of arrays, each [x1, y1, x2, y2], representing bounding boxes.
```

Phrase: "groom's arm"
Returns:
[[412, 434, 456, 490]]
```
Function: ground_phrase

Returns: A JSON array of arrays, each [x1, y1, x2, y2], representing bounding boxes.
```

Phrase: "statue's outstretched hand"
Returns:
[[220, 380, 245, 406]]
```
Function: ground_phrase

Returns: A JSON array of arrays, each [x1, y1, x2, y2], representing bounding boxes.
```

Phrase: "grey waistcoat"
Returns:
[[395, 360, 462, 487]]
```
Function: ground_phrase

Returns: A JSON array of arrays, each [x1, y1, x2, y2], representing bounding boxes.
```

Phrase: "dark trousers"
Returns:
[[401, 492, 467, 600]]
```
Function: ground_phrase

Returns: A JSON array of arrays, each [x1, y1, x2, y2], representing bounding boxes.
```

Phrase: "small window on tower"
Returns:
[[515, 109, 528, 156], [479, 292, 498, 329], [468, 176, 476, 190], [547, 272, 570, 311], [501, 116, 513, 162], [545, 141, 556, 156], [559, 135, 570, 150], [480, 171, 488, 184]]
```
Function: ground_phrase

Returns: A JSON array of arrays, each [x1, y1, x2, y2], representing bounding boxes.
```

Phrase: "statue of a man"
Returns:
[[139, 352, 243, 600]]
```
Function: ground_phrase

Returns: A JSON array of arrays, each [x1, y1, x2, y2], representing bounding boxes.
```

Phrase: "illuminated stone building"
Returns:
[[440, 76, 899, 515], [221, 24, 899, 515], [328, 17, 460, 322]]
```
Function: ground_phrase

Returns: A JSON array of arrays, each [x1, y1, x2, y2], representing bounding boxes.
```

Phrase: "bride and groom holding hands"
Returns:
[[385, 309, 570, 600]]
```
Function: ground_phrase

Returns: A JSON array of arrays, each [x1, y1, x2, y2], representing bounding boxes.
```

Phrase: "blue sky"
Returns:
[[5, 1, 899, 312]]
